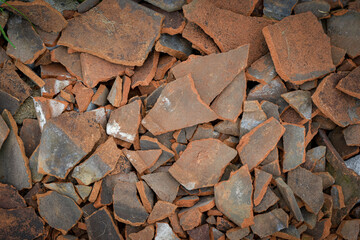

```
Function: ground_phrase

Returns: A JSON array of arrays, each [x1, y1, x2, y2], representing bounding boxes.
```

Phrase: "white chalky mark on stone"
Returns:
[[33, 99, 47, 131], [49, 100, 66, 117], [160, 96, 174, 112], [54, 80, 70, 94], [106, 121, 135, 142], [183, 182, 196, 190]]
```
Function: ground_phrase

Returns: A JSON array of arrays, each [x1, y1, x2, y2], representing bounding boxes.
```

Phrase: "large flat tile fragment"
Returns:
[[239, 100, 267, 137], [142, 172, 179, 202], [0, 67, 31, 103], [5, 0, 67, 32], [250, 208, 288, 238], [6, 15, 46, 64], [281, 90, 312, 120], [327, 11, 360, 58], [58, 0, 164, 66], [0, 110, 32, 190], [210, 71, 247, 122], [214, 165, 253, 228], [123, 149, 162, 174], [254, 187, 279, 213], [263, 12, 335, 84], [113, 181, 149, 226], [72, 137, 122, 185], [246, 53, 276, 84], [37, 191, 83, 234], [51, 46, 82, 80], [282, 123, 306, 172], [132, 51, 160, 88], [237, 117, 285, 171], [155, 34, 192, 60], [148, 200, 177, 224], [142, 75, 217, 135], [169, 139, 237, 190], [38, 112, 103, 179], [0, 207, 44, 240], [44, 182, 82, 204], [253, 169, 272, 206], [0, 183, 26, 209], [336, 66, 360, 99], [312, 72, 360, 127], [33, 97, 68, 130], [183, 0, 272, 64], [85, 207, 123, 240], [107, 100, 141, 143], [275, 177, 303, 222], [288, 167, 324, 214], [170, 44, 249, 105]]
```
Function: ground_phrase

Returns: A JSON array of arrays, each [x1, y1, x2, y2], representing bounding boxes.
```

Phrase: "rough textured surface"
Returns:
[[281, 90, 312, 120], [336, 66, 360, 99], [250, 208, 289, 238], [142, 172, 179, 203], [155, 34, 192, 60], [214, 165, 254, 228], [282, 123, 306, 172], [263, 0, 298, 20], [155, 222, 180, 240], [142, 75, 217, 135], [131, 51, 160, 88], [263, 12, 335, 84], [169, 139, 237, 190], [183, 0, 272, 64], [37, 191, 82, 234], [237, 117, 285, 170], [0, 207, 44, 240], [0, 183, 26, 209], [38, 112, 103, 179], [327, 11, 360, 58], [312, 72, 360, 127], [58, 0, 164, 66], [246, 53, 276, 84], [51, 46, 82, 80]]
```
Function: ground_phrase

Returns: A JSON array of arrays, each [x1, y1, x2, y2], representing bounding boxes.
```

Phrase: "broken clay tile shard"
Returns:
[[343, 124, 360, 146], [123, 149, 162, 174], [75, 185, 92, 201], [214, 165, 254, 228], [154, 55, 177, 80], [85, 207, 123, 240], [237, 117, 285, 171], [179, 208, 203, 231], [327, 11, 360, 58], [263, 12, 335, 84], [336, 66, 360, 99], [254, 187, 279, 213], [282, 123, 306, 172], [281, 90, 312, 120], [106, 99, 141, 144], [169, 139, 237, 190], [336, 219, 360, 240], [253, 169, 272, 206], [288, 167, 324, 214], [129, 225, 155, 240], [113, 181, 149, 226], [107, 76, 123, 108], [331, 45, 346, 67], [142, 172, 180, 202], [131, 51, 160, 88], [44, 182, 82, 204], [5, 0, 67, 32], [182, 22, 220, 55], [40, 63, 73, 80], [0, 207, 44, 240], [250, 208, 289, 238], [147, 200, 177, 224], [210, 71, 247, 122], [51, 46, 82, 80], [155, 34, 192, 60], [38, 112, 103, 179], [136, 180, 155, 213], [155, 222, 180, 240], [33, 97, 68, 131], [72, 81, 94, 112], [149, 6, 185, 36], [239, 100, 267, 138], [145, 0, 185, 12], [331, 185, 346, 209], [302, 146, 326, 171], [72, 137, 122, 185], [187, 224, 210, 240], [170, 44, 249, 105], [294, 1, 330, 19], [80, 53, 127, 89], [246, 53, 277, 84], [183, 0, 273, 64], [37, 191, 83, 234], [6, 15, 46, 64], [0, 115, 9, 150], [92, 84, 109, 107], [142, 75, 217, 135], [41, 78, 71, 98], [208, 0, 259, 16], [0, 67, 31, 103], [58, 0, 164, 66], [329, 127, 359, 160], [312, 72, 360, 127], [0, 183, 26, 209], [0, 110, 32, 190], [263, 0, 298, 21], [275, 177, 304, 222]]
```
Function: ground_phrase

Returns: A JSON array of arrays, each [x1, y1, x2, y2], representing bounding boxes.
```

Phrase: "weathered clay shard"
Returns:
[[38, 112, 103, 179], [282, 123, 306, 172], [169, 139, 237, 190], [263, 12, 335, 84], [142, 75, 217, 135], [237, 117, 285, 171], [58, 0, 164, 66], [214, 165, 254, 228]]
